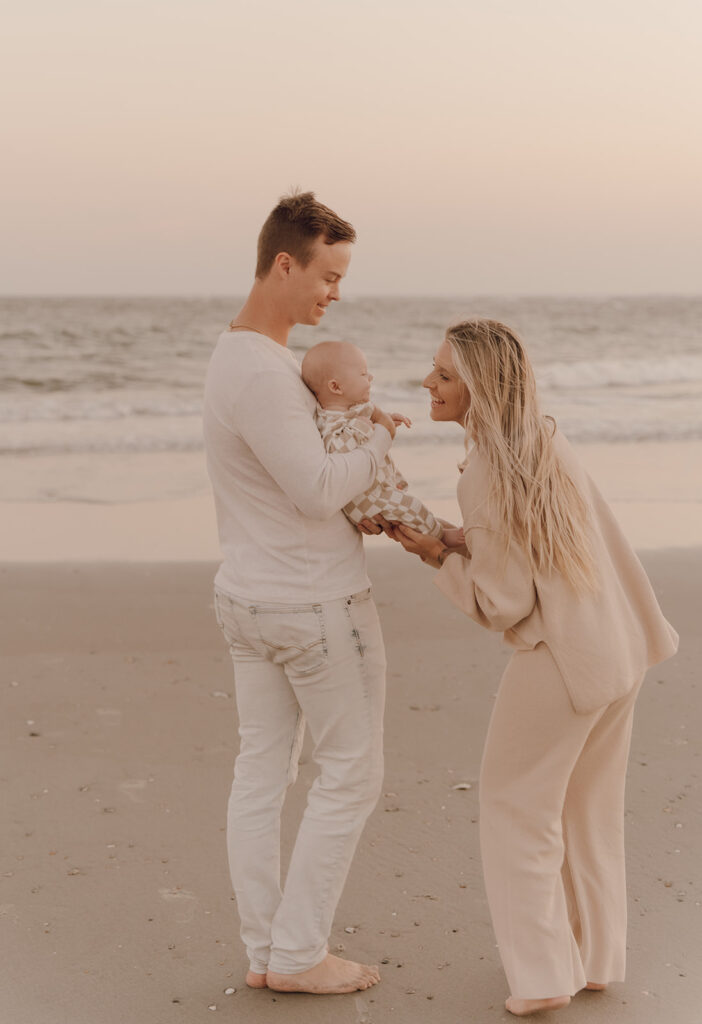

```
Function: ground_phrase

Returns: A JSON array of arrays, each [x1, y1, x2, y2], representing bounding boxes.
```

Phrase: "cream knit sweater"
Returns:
[[435, 429, 678, 713]]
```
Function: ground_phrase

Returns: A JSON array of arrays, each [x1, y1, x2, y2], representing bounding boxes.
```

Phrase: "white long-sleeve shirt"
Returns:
[[203, 330, 392, 603]]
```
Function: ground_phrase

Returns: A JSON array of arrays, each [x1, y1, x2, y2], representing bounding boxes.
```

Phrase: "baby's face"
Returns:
[[336, 347, 373, 406]]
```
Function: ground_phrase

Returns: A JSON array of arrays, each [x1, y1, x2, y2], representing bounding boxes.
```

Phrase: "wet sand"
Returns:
[[1, 547, 698, 1024], [2, 438, 702, 561]]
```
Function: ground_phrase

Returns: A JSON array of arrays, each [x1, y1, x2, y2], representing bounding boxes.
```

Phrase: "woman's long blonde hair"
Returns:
[[446, 319, 597, 593]]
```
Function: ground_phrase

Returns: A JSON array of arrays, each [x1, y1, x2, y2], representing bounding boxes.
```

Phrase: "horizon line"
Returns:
[[2, 291, 702, 301]]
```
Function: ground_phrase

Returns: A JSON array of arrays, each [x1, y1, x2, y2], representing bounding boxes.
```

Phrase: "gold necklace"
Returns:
[[228, 321, 266, 334]]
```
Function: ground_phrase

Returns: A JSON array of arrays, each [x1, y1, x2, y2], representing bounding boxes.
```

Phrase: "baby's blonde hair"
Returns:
[[446, 319, 597, 593]]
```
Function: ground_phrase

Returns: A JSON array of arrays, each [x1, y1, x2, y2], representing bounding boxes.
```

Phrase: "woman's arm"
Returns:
[[434, 526, 537, 632], [392, 522, 535, 631]]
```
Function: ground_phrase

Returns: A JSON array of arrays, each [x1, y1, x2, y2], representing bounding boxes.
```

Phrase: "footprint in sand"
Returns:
[[118, 779, 147, 802], [96, 708, 122, 725], [159, 888, 198, 922]]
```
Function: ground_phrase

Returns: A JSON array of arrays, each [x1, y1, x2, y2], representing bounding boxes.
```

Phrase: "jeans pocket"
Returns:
[[214, 589, 248, 648], [213, 589, 225, 630], [252, 605, 328, 675]]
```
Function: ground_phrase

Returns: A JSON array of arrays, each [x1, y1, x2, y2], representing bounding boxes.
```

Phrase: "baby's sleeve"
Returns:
[[323, 421, 370, 454]]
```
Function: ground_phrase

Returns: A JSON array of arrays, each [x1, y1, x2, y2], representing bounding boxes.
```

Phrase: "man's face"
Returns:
[[287, 236, 353, 326]]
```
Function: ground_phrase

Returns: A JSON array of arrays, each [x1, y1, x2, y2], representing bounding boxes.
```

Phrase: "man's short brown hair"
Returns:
[[255, 191, 356, 279]]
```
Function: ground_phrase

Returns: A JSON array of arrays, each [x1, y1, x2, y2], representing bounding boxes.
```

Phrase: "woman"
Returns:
[[390, 319, 678, 1016]]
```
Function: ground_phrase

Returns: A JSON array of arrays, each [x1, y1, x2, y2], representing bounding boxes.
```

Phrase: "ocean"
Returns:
[[2, 295, 701, 462]]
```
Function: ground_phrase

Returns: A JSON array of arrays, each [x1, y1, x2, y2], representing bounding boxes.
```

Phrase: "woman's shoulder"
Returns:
[[549, 422, 589, 485], [460, 442, 490, 481], [457, 445, 492, 522]]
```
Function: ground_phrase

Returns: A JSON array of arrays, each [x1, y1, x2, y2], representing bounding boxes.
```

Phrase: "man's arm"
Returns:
[[233, 370, 392, 520]]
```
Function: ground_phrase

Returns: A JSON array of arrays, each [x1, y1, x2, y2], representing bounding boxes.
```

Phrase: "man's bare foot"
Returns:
[[246, 970, 268, 988], [266, 953, 380, 994], [506, 995, 571, 1016], [585, 982, 607, 991]]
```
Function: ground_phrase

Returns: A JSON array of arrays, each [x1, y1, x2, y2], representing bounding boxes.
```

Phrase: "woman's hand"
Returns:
[[370, 405, 396, 439], [389, 524, 447, 567]]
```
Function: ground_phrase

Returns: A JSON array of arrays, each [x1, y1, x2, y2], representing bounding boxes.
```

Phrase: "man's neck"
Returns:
[[231, 286, 292, 346]]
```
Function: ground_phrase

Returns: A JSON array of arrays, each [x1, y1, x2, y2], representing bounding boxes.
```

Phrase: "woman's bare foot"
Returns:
[[266, 953, 380, 994], [246, 970, 268, 989], [585, 982, 607, 991], [506, 995, 571, 1016]]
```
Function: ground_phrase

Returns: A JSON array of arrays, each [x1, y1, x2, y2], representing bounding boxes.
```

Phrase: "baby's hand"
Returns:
[[370, 405, 396, 439], [390, 413, 412, 429]]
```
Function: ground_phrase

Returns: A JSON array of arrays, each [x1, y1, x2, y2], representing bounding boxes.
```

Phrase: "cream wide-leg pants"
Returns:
[[479, 642, 643, 1000], [214, 586, 386, 976]]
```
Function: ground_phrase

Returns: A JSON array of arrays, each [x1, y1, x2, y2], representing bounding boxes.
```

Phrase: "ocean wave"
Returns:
[[538, 354, 702, 390], [0, 328, 43, 341], [0, 393, 204, 422], [3, 418, 701, 456], [0, 436, 206, 456]]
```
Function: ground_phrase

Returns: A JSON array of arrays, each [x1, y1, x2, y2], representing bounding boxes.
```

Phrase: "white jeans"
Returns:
[[214, 586, 386, 975]]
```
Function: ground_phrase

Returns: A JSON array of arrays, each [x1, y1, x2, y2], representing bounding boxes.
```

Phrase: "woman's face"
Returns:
[[423, 339, 470, 425]]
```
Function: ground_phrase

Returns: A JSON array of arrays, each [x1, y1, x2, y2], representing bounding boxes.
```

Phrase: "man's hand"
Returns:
[[370, 406, 396, 439], [358, 514, 393, 536]]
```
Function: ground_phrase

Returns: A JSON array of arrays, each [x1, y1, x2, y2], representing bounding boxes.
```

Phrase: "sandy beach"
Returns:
[[2, 434, 700, 1024], [2, 530, 699, 1023], [4, 0, 701, 1013]]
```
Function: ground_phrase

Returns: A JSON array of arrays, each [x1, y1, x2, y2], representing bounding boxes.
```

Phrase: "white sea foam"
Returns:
[[538, 355, 702, 390], [0, 391, 203, 423], [2, 295, 700, 458]]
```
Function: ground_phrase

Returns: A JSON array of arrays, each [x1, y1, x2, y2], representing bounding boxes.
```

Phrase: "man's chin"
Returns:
[[303, 309, 324, 326]]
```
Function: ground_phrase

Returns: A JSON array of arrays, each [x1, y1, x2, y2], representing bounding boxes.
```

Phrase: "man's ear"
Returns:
[[273, 251, 293, 277]]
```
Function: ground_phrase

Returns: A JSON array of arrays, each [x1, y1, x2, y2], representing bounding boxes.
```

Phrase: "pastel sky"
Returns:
[[3, 0, 701, 295]]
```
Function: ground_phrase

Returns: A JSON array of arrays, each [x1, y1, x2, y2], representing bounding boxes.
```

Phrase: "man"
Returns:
[[203, 192, 395, 994]]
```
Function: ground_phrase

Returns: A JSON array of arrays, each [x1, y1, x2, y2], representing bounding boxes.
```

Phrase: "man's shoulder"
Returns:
[[208, 331, 303, 383]]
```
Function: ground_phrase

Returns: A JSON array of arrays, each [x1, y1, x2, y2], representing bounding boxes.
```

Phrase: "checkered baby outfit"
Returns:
[[315, 402, 443, 537]]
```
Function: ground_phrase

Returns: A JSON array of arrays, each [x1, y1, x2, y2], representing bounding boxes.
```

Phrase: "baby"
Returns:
[[302, 340, 461, 543]]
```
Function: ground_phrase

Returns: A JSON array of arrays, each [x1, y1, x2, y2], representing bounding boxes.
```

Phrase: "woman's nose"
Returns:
[[422, 371, 433, 388]]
